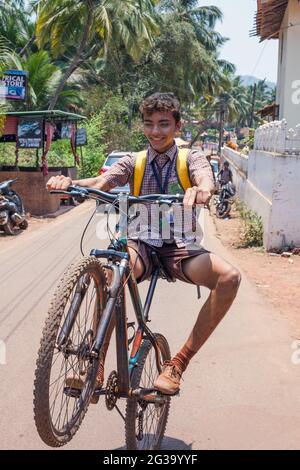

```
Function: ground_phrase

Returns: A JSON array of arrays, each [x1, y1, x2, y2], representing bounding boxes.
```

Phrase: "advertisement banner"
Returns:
[[75, 128, 87, 146], [17, 118, 43, 148], [0, 70, 28, 101], [61, 123, 71, 139]]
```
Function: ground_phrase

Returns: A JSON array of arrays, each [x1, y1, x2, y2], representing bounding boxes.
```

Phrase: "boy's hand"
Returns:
[[183, 186, 212, 206], [46, 175, 72, 191]]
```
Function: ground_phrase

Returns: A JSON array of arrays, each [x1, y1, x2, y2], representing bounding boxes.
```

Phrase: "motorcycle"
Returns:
[[215, 181, 236, 219], [0, 179, 28, 235]]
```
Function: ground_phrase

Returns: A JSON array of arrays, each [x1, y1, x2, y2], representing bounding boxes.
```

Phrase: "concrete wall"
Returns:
[[277, 0, 300, 128], [0, 170, 61, 215], [267, 152, 300, 248], [221, 147, 248, 199], [247, 150, 300, 249], [222, 146, 300, 250]]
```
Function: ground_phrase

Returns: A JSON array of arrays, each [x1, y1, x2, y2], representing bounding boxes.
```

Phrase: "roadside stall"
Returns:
[[0, 110, 87, 215]]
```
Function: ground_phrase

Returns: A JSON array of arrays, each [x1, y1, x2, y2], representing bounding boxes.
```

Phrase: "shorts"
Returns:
[[127, 239, 209, 284]]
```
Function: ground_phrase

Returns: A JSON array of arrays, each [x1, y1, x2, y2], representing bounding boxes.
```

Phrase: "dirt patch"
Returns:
[[213, 204, 300, 338]]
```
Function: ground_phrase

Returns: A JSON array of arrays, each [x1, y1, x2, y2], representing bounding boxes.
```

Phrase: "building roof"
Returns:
[[0, 110, 86, 121], [250, 0, 288, 41], [256, 102, 279, 119]]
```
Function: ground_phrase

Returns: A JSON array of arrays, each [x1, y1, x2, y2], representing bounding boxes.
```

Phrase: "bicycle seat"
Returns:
[[150, 250, 175, 282]]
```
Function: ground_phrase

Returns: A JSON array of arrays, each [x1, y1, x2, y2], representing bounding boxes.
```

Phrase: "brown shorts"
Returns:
[[127, 239, 209, 284]]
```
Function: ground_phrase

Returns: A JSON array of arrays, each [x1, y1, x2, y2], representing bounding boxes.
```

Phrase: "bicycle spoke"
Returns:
[[48, 274, 100, 432]]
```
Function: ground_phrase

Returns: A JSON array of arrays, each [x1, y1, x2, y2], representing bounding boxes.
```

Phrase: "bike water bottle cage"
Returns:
[[133, 148, 192, 196]]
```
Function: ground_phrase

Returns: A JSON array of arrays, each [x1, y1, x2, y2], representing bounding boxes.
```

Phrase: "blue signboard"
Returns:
[[0, 70, 28, 101]]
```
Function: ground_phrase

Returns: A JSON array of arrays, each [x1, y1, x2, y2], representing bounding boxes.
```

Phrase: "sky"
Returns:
[[199, 0, 279, 83]]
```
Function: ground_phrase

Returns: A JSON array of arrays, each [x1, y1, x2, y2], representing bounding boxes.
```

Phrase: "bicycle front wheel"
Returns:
[[33, 256, 108, 447], [125, 333, 171, 450]]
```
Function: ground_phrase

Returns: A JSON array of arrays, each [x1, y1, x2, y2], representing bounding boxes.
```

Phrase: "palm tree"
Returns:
[[0, 1, 35, 56], [34, 0, 160, 110], [194, 74, 251, 133], [0, 48, 83, 110], [159, 0, 226, 51]]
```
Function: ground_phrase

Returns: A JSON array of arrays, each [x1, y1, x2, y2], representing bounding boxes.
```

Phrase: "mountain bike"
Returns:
[[33, 186, 185, 450]]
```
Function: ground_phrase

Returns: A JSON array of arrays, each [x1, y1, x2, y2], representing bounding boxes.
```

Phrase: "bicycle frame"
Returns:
[[51, 186, 186, 405], [89, 247, 163, 401], [55, 244, 163, 403]]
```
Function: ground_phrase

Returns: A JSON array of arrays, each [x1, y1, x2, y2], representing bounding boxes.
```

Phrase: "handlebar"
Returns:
[[50, 185, 185, 205]]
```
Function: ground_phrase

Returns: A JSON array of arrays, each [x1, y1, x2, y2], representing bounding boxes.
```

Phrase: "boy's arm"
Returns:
[[46, 153, 135, 192], [46, 174, 110, 191], [183, 149, 216, 206]]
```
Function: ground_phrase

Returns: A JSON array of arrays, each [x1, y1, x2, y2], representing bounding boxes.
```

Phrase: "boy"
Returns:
[[47, 93, 241, 395]]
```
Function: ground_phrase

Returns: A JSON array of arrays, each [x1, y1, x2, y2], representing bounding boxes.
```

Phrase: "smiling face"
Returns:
[[143, 111, 182, 154]]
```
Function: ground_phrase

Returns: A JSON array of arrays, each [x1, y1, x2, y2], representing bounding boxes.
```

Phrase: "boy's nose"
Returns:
[[151, 125, 161, 135]]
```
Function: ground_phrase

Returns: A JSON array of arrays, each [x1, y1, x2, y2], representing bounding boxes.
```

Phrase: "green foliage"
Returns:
[[0, 0, 271, 161], [236, 200, 264, 247], [78, 112, 107, 178], [0, 143, 16, 166], [99, 95, 147, 153]]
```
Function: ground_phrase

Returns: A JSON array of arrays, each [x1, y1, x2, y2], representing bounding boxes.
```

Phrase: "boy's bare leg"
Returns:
[[180, 252, 241, 355], [154, 253, 241, 394]]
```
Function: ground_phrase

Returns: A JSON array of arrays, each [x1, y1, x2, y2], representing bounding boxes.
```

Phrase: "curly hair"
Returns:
[[139, 92, 181, 123]]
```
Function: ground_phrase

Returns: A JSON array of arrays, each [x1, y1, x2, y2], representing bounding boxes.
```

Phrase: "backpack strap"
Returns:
[[133, 150, 147, 196], [133, 147, 192, 196], [176, 148, 191, 191]]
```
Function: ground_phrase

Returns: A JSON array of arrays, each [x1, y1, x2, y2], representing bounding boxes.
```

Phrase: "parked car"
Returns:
[[99, 151, 130, 193]]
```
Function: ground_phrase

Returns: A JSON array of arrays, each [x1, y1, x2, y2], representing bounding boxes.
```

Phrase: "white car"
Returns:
[[99, 151, 130, 193]]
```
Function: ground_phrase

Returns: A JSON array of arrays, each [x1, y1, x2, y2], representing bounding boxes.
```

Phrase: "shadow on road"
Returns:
[[161, 436, 193, 450], [115, 435, 192, 450]]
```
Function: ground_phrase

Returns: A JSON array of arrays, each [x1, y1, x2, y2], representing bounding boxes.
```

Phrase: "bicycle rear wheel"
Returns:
[[33, 256, 108, 447], [125, 333, 171, 450]]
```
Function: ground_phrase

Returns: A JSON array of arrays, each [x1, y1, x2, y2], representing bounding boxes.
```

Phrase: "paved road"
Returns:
[[1, 202, 300, 450]]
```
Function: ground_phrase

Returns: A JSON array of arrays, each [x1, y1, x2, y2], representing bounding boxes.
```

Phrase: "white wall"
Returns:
[[222, 147, 300, 250], [246, 150, 300, 250], [277, 0, 300, 128], [221, 147, 248, 199], [268, 152, 300, 247]]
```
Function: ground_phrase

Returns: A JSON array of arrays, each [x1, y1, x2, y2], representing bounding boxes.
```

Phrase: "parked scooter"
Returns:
[[0, 179, 28, 235], [215, 181, 236, 218]]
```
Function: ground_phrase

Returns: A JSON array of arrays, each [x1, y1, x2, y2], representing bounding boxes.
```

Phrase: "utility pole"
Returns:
[[218, 96, 225, 156], [249, 83, 257, 128]]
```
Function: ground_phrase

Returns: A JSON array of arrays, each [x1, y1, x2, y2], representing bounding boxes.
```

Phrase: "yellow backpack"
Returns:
[[133, 148, 191, 196]]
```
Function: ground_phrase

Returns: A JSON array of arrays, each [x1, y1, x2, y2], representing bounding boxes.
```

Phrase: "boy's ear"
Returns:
[[176, 120, 182, 132]]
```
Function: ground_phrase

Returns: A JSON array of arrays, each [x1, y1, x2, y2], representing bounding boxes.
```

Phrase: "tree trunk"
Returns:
[[19, 34, 36, 58], [48, 1, 93, 110], [189, 125, 204, 148]]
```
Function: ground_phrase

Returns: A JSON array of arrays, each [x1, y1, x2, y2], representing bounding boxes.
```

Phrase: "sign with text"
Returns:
[[0, 70, 28, 101], [17, 118, 43, 148], [75, 128, 87, 146]]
